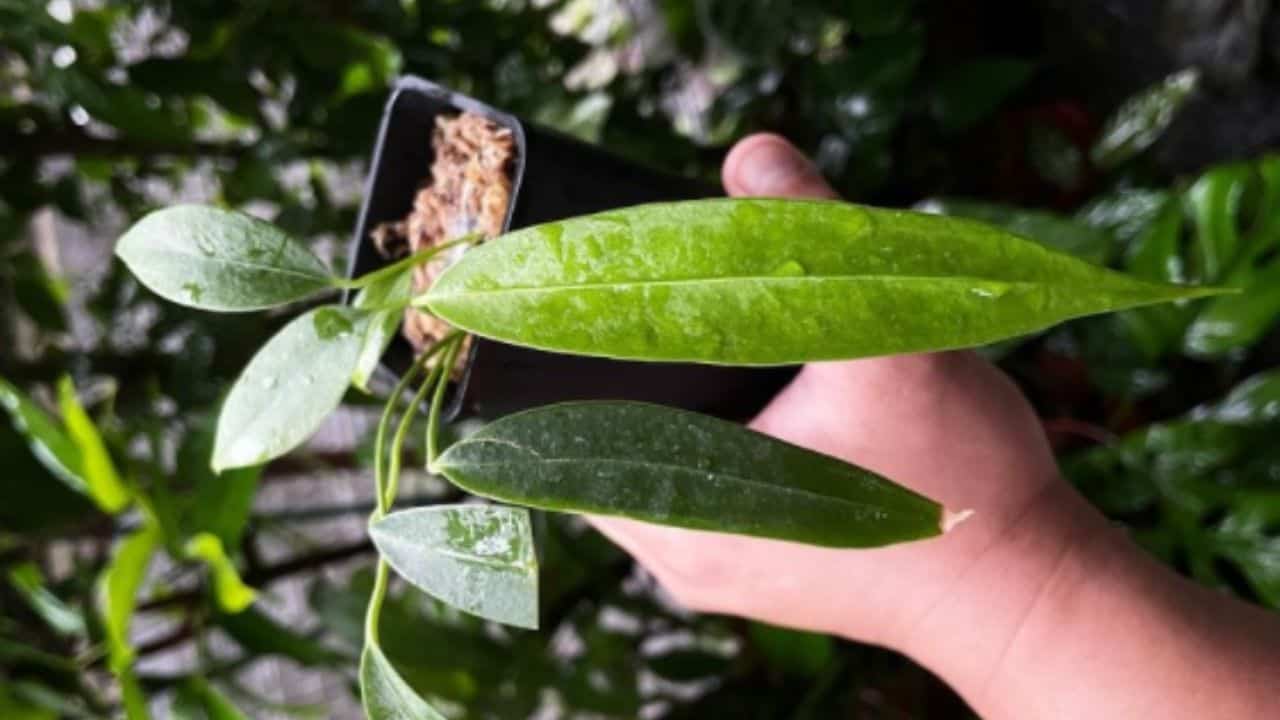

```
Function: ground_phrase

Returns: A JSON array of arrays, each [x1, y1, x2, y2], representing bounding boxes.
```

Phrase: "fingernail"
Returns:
[[735, 139, 822, 195]]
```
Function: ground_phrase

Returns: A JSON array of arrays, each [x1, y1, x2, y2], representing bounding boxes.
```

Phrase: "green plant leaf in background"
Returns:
[[98, 521, 160, 672], [172, 677, 248, 720], [931, 58, 1035, 134], [0, 377, 86, 495], [1091, 68, 1199, 170], [6, 563, 86, 637], [361, 643, 447, 720], [217, 606, 344, 667], [57, 376, 130, 514], [352, 268, 414, 393], [1183, 163, 1252, 282], [423, 198, 1226, 365], [115, 205, 335, 312], [370, 505, 538, 629], [748, 623, 834, 676], [1184, 262, 1280, 356], [434, 401, 951, 548], [213, 305, 369, 471], [184, 532, 256, 613]]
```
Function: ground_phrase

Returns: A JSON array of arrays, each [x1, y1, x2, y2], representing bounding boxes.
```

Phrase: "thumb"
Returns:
[[721, 133, 838, 199]]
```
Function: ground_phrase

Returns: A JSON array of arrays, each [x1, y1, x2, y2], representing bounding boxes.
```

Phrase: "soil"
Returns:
[[370, 111, 517, 366]]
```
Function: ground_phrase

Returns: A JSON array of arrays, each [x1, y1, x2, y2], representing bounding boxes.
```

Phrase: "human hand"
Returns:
[[591, 135, 1280, 720], [592, 132, 1097, 643]]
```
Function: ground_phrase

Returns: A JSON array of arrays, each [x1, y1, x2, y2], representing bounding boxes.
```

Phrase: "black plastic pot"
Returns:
[[347, 76, 797, 421]]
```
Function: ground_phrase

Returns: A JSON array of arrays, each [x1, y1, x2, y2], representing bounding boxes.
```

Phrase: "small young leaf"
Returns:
[[434, 402, 948, 548], [57, 376, 131, 513], [184, 532, 256, 613], [370, 505, 538, 629], [360, 643, 447, 720], [0, 377, 85, 495], [213, 305, 368, 471], [423, 199, 1224, 365], [115, 204, 334, 312], [352, 268, 414, 392], [98, 522, 160, 672]]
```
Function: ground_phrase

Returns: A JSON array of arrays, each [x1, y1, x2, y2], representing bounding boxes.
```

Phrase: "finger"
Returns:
[[721, 133, 838, 200]]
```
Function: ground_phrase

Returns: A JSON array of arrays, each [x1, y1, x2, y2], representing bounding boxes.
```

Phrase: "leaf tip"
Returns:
[[941, 508, 974, 533]]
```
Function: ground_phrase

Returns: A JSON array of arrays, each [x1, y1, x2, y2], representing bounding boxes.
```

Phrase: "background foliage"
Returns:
[[3, 0, 1280, 717]]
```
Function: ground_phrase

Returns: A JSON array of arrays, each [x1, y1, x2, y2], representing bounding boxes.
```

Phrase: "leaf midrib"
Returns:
[[429, 272, 1141, 300], [443, 445, 933, 520], [134, 243, 331, 284]]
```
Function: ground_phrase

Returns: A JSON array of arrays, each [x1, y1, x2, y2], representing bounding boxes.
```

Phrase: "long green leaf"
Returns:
[[57, 376, 130, 513], [360, 643, 447, 720], [434, 401, 950, 548], [115, 204, 334, 312], [213, 305, 368, 471], [370, 505, 538, 629], [98, 522, 160, 672], [422, 199, 1223, 365]]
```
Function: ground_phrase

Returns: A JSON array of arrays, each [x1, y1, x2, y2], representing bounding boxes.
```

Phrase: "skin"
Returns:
[[590, 134, 1280, 719]]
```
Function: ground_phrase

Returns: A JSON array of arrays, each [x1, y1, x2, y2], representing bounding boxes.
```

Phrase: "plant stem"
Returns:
[[372, 365, 423, 508], [364, 332, 462, 647], [382, 361, 443, 511], [335, 235, 480, 291], [427, 337, 464, 469]]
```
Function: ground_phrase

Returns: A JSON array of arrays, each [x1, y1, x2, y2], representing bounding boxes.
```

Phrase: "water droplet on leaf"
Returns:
[[770, 260, 807, 277]]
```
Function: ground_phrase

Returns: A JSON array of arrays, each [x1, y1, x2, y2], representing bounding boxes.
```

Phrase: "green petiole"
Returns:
[[335, 235, 480, 291]]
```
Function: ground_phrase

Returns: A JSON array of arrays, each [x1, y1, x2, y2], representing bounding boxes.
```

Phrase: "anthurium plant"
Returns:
[[113, 197, 1223, 718]]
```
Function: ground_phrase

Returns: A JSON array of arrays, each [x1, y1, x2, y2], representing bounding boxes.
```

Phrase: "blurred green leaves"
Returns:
[[1092, 69, 1199, 170]]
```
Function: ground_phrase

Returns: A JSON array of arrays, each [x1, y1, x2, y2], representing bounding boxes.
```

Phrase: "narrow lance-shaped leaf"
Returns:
[[370, 505, 538, 629], [57, 376, 131, 513], [434, 402, 956, 548], [98, 521, 160, 672], [115, 205, 335, 312], [360, 643, 448, 720], [0, 377, 85, 495], [184, 533, 257, 613], [422, 198, 1225, 366], [7, 563, 86, 638], [213, 305, 369, 471]]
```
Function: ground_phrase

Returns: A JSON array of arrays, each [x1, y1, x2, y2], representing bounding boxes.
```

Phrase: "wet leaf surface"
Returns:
[[213, 305, 368, 471], [435, 401, 945, 548], [115, 205, 334, 312], [370, 505, 538, 629], [425, 199, 1222, 365]]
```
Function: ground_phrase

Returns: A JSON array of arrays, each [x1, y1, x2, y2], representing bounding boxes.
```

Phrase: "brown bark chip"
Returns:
[[369, 112, 517, 366]]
